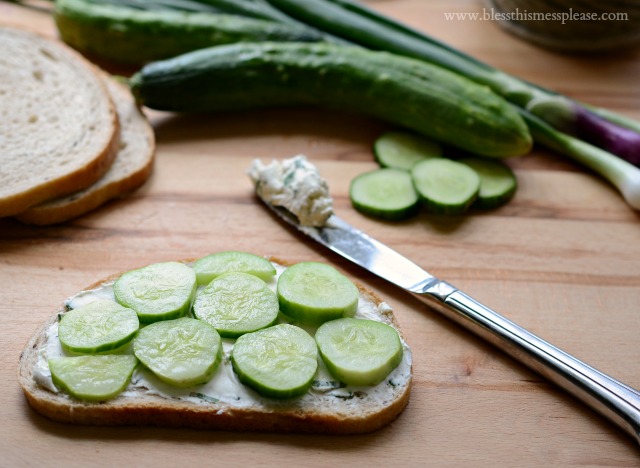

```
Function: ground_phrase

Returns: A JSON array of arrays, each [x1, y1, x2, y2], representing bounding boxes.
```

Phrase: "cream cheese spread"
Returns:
[[35, 261, 412, 408], [248, 155, 333, 227]]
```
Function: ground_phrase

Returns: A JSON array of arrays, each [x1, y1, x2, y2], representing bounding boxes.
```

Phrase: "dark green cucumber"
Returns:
[[130, 42, 532, 157], [68, 0, 226, 13], [85, 0, 329, 31], [54, 0, 325, 65]]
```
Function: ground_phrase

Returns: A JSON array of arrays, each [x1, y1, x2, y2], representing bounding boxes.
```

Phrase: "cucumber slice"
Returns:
[[374, 130, 443, 170], [193, 251, 276, 286], [231, 324, 318, 399], [133, 317, 222, 387], [411, 158, 480, 215], [350, 168, 419, 220], [277, 262, 359, 326], [58, 299, 139, 354], [193, 272, 279, 338], [459, 157, 517, 209], [315, 318, 403, 386], [48, 355, 137, 401], [114, 261, 197, 323]]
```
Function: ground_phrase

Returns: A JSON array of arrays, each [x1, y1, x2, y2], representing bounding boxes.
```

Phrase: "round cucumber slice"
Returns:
[[48, 355, 137, 401], [58, 299, 139, 354], [459, 157, 517, 209], [374, 130, 443, 170], [193, 272, 279, 338], [315, 318, 403, 386], [277, 262, 359, 326], [411, 158, 480, 215], [133, 317, 222, 387], [231, 324, 318, 399], [114, 261, 197, 323], [350, 168, 419, 220], [193, 251, 276, 286]]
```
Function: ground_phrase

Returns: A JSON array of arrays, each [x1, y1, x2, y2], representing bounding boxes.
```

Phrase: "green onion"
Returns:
[[520, 109, 640, 210]]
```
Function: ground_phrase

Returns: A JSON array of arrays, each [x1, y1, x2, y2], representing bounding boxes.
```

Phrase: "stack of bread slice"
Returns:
[[0, 26, 155, 225]]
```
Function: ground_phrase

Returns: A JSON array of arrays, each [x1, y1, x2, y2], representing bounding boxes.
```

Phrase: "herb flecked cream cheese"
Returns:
[[248, 155, 333, 227], [33, 262, 412, 408]]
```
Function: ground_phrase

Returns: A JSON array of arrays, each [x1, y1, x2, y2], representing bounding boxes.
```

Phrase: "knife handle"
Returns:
[[415, 280, 640, 444]]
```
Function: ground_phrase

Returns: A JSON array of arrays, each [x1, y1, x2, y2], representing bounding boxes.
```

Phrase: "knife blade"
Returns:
[[263, 201, 640, 444]]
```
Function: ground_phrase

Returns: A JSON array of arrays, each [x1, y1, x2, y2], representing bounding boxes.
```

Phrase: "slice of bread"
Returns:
[[0, 26, 119, 218], [16, 75, 156, 225], [18, 257, 412, 434]]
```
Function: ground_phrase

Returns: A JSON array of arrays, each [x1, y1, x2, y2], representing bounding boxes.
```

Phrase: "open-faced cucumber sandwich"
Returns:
[[18, 251, 412, 434]]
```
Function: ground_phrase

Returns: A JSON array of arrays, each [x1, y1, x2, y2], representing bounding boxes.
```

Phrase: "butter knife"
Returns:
[[263, 203, 640, 444]]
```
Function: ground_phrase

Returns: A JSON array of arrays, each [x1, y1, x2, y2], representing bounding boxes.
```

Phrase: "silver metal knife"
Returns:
[[263, 202, 640, 445]]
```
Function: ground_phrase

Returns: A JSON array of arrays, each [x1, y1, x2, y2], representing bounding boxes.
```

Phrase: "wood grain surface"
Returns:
[[2, 0, 640, 466]]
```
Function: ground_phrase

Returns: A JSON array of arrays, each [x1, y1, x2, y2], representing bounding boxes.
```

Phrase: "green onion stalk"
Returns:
[[266, 0, 640, 168], [520, 110, 640, 210]]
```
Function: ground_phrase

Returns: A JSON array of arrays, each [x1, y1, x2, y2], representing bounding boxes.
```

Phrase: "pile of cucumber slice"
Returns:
[[350, 130, 518, 218], [49, 251, 404, 402]]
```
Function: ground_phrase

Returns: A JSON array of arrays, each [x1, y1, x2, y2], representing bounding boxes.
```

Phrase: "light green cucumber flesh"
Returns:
[[49, 355, 138, 401], [133, 317, 222, 387], [231, 324, 318, 399], [193, 272, 279, 338], [193, 251, 276, 286], [374, 130, 443, 170], [315, 318, 403, 386], [277, 262, 359, 326], [411, 158, 480, 215], [49, 254, 405, 399], [350, 168, 418, 220], [114, 261, 196, 323], [58, 299, 139, 354], [459, 157, 517, 209], [130, 42, 532, 158]]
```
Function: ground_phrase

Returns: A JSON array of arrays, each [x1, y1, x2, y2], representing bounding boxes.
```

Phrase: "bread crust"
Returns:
[[18, 258, 411, 434]]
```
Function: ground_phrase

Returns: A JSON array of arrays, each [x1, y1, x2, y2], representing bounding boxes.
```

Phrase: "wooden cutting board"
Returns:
[[1, 0, 639, 465]]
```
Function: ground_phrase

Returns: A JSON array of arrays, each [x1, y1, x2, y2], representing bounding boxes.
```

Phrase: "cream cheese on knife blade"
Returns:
[[248, 155, 333, 227]]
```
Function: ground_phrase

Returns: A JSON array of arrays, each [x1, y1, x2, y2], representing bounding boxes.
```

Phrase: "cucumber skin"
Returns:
[[459, 158, 518, 209], [70, 0, 223, 13], [54, 0, 324, 65], [130, 42, 532, 157]]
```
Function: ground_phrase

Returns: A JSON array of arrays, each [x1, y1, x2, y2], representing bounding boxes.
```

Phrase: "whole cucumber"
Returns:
[[54, 0, 325, 65], [67, 0, 225, 13], [130, 42, 532, 157], [73, 0, 311, 26]]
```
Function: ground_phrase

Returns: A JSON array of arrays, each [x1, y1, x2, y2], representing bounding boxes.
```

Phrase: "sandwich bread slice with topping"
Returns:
[[18, 252, 412, 434]]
